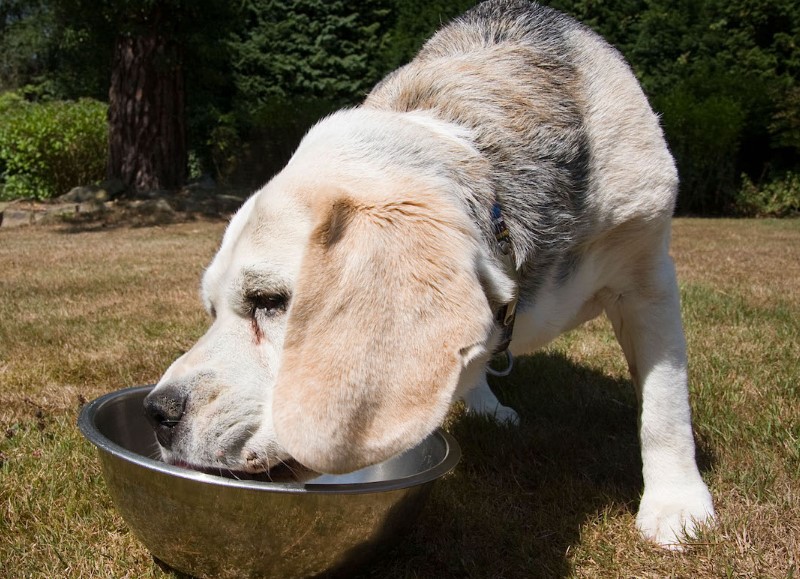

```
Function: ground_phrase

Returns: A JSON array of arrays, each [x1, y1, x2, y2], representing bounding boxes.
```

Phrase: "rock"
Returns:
[[58, 179, 127, 204], [98, 178, 127, 199], [134, 198, 176, 218], [0, 197, 111, 228], [60, 185, 109, 204], [0, 200, 46, 228], [187, 174, 217, 191], [1, 208, 39, 228], [214, 194, 246, 213], [0, 183, 243, 228]]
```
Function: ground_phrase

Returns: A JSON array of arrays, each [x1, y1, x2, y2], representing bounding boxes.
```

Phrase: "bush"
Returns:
[[734, 173, 800, 218], [224, 98, 338, 186], [655, 85, 746, 215], [0, 95, 108, 200]]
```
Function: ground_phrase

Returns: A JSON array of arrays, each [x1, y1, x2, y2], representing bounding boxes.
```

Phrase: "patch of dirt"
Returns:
[[0, 184, 250, 230]]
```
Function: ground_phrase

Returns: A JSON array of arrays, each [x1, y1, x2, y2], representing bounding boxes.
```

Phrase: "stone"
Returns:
[[0, 208, 39, 228], [58, 178, 126, 204], [215, 194, 246, 213], [187, 174, 216, 191], [60, 185, 108, 204], [135, 198, 176, 217], [98, 178, 127, 199]]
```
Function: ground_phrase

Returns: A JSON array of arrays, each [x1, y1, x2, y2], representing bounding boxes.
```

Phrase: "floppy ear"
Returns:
[[272, 191, 498, 473]]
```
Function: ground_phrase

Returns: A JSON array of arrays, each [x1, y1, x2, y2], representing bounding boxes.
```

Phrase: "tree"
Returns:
[[48, 0, 238, 193], [0, 1, 57, 94], [3, 0, 797, 210], [230, 0, 395, 106], [379, 0, 476, 71], [222, 0, 395, 182], [105, 3, 186, 192]]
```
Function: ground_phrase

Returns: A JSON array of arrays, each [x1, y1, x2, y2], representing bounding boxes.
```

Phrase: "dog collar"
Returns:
[[489, 202, 519, 364]]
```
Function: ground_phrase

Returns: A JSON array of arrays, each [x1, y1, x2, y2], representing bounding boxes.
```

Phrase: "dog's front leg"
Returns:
[[456, 353, 520, 424], [604, 255, 714, 548], [461, 373, 520, 424]]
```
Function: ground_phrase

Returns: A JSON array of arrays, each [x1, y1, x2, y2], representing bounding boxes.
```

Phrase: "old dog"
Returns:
[[145, 0, 714, 547]]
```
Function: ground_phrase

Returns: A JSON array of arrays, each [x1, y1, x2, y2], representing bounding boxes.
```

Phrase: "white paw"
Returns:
[[490, 403, 520, 424], [460, 379, 520, 425], [463, 398, 520, 425], [636, 482, 715, 549]]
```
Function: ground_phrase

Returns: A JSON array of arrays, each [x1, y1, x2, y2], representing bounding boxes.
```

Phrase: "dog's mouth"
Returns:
[[167, 458, 316, 483]]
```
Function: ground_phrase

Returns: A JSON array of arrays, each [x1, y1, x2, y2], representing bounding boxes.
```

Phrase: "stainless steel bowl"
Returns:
[[78, 386, 460, 579]]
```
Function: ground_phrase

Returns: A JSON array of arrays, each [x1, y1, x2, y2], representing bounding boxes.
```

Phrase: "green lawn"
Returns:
[[1, 218, 798, 578]]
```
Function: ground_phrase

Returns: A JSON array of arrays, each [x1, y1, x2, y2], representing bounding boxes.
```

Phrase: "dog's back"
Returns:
[[365, 0, 678, 276], [368, 5, 714, 547]]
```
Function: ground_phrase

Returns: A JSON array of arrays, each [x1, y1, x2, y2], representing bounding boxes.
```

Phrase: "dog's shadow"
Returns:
[[357, 350, 715, 579], [154, 350, 714, 579]]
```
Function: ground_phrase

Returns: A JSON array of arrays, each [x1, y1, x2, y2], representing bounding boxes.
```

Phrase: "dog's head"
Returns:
[[145, 109, 512, 475]]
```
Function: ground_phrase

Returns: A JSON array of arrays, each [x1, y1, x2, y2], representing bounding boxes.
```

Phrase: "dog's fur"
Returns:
[[146, 0, 714, 547]]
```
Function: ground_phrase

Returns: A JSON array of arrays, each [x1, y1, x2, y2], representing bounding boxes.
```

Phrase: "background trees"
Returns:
[[1, 0, 798, 215]]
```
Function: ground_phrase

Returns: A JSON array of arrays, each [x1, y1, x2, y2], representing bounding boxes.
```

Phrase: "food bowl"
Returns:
[[78, 386, 461, 579]]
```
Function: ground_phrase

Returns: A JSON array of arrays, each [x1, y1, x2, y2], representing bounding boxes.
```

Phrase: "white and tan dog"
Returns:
[[145, 0, 713, 548]]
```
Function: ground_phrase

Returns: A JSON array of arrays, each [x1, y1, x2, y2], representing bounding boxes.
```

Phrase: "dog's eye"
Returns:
[[249, 293, 288, 316]]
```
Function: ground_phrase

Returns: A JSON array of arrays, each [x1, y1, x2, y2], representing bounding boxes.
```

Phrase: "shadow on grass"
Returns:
[[55, 207, 228, 234], [355, 350, 716, 579], [151, 350, 715, 579], [51, 189, 247, 234]]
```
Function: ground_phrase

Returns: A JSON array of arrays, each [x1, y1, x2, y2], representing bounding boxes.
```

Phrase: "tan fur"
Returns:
[[146, 0, 714, 548], [272, 185, 496, 473]]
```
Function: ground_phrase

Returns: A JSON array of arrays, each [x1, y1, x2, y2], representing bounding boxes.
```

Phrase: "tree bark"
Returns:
[[108, 25, 186, 193]]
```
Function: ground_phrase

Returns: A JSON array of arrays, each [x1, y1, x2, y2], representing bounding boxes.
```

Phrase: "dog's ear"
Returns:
[[272, 191, 499, 473]]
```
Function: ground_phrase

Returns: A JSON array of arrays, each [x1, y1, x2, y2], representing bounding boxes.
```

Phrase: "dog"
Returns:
[[145, 0, 714, 548]]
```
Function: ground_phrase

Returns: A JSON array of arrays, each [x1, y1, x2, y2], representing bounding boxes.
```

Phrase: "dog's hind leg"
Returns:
[[603, 251, 714, 548]]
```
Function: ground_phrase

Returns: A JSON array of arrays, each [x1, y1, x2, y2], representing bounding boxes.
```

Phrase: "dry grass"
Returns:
[[1, 217, 798, 578]]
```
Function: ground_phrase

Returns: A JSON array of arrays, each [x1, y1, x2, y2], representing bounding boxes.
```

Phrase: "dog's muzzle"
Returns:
[[144, 385, 186, 449]]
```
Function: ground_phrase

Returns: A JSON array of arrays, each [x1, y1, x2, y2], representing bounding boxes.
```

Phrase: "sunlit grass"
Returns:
[[1, 218, 798, 578]]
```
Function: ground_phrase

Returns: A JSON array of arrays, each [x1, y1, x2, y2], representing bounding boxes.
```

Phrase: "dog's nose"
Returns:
[[143, 385, 186, 450]]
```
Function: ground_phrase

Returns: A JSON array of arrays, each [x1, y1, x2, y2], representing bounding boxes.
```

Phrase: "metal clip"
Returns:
[[486, 350, 514, 377]]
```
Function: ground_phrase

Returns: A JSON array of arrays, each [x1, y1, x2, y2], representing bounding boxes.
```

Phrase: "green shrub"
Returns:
[[208, 113, 247, 185], [0, 91, 27, 116], [655, 85, 746, 215], [245, 99, 334, 177], [0, 96, 108, 200], [734, 172, 800, 218]]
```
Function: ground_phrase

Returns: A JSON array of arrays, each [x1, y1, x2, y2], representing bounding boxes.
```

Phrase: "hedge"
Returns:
[[0, 94, 108, 200]]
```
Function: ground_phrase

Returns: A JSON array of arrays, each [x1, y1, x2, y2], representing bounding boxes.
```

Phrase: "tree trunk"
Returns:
[[108, 28, 186, 193]]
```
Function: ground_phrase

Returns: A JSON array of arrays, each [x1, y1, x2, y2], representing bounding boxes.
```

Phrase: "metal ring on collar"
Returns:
[[486, 349, 514, 377]]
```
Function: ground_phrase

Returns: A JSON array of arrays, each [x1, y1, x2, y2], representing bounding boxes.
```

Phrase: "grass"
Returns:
[[1, 217, 798, 578]]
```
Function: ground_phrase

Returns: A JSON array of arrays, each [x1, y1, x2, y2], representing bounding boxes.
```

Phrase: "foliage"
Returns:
[[0, 96, 108, 200], [550, 0, 800, 215], [653, 85, 746, 215], [207, 98, 340, 184], [735, 172, 800, 218], [379, 0, 476, 70], [0, 1, 56, 93], [1, 0, 799, 212], [229, 0, 394, 106]]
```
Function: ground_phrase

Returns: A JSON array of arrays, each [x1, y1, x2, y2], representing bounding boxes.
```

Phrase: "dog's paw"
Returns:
[[464, 398, 519, 425], [460, 380, 520, 424], [483, 403, 520, 425], [636, 482, 714, 549]]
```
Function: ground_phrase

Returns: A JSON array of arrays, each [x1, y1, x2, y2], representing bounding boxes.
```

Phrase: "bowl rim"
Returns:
[[78, 385, 461, 494]]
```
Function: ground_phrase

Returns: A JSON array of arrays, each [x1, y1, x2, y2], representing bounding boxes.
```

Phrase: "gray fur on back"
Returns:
[[365, 0, 674, 305]]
